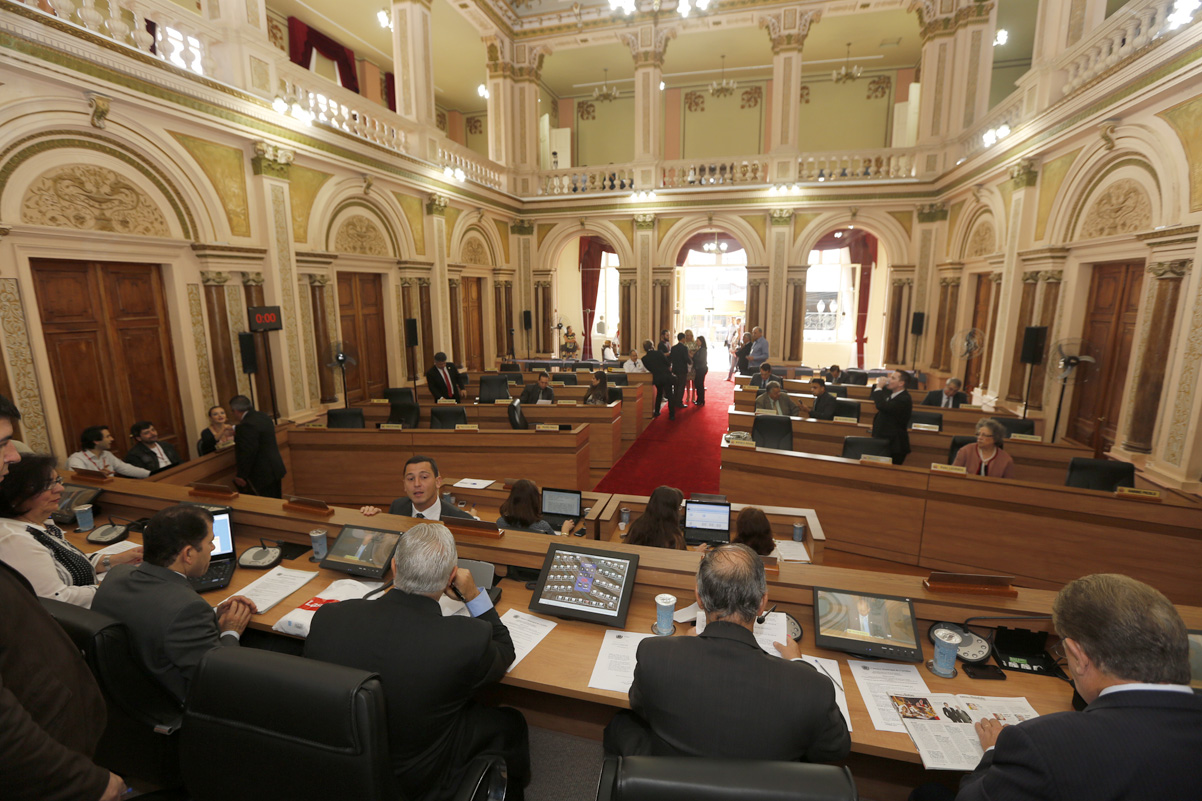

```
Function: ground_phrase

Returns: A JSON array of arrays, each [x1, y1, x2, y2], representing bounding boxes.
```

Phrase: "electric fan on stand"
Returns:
[[326, 340, 358, 409], [950, 328, 985, 390], [1048, 338, 1099, 444]]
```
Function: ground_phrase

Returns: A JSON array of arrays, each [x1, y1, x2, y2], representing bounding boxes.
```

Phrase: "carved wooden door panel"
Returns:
[[336, 271, 388, 403], [462, 277, 485, 371]]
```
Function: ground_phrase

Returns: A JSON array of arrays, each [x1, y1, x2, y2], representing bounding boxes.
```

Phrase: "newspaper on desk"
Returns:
[[272, 578, 384, 637], [888, 693, 1040, 771]]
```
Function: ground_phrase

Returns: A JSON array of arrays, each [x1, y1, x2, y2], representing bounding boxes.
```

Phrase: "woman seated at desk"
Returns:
[[0, 454, 142, 607], [495, 479, 575, 535], [583, 371, 609, 405], [731, 507, 779, 558], [624, 486, 686, 551], [754, 382, 802, 417], [953, 417, 1016, 478]]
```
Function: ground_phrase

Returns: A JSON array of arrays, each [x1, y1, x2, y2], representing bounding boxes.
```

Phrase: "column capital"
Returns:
[[1007, 157, 1039, 189], [251, 141, 294, 180], [510, 218, 535, 235], [1022, 270, 1042, 283], [618, 25, 677, 68], [1148, 260, 1191, 279], [484, 36, 548, 81], [1039, 270, 1063, 283], [990, 271, 1004, 283], [758, 7, 820, 54], [917, 202, 948, 223], [200, 271, 229, 286], [241, 271, 265, 286], [426, 194, 449, 216], [308, 274, 332, 287], [770, 208, 793, 226], [633, 213, 656, 230], [914, 0, 994, 41]]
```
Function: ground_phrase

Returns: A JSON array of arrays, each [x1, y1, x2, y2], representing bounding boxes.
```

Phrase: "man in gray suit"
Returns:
[[359, 455, 475, 521], [93, 504, 257, 701]]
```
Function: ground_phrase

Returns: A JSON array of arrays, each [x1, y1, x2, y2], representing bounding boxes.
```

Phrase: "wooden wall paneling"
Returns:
[[335, 273, 362, 402], [494, 283, 506, 360], [358, 274, 388, 399], [619, 281, 633, 354], [1005, 277, 1039, 401], [884, 284, 903, 364], [788, 281, 805, 361], [965, 274, 992, 391], [979, 274, 1002, 387], [419, 281, 435, 368], [242, 280, 274, 416], [401, 281, 416, 376], [202, 281, 239, 411], [540, 284, 552, 352], [448, 280, 463, 367], [940, 280, 960, 372], [463, 277, 485, 371], [1026, 279, 1060, 409], [504, 284, 514, 357], [1123, 271, 1183, 452], [309, 278, 337, 403]]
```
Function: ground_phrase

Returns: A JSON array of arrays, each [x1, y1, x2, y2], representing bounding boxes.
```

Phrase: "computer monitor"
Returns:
[[321, 525, 401, 579], [812, 587, 923, 662], [541, 488, 582, 518], [682, 501, 732, 546], [529, 544, 639, 628]]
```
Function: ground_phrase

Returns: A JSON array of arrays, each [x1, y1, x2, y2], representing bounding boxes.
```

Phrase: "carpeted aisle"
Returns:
[[592, 369, 735, 496]]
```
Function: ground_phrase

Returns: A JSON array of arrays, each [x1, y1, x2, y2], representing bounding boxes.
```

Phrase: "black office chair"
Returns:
[[180, 648, 505, 801], [842, 369, 869, 385], [796, 366, 815, 377], [825, 385, 848, 398], [751, 414, 793, 451], [841, 436, 892, 460], [771, 366, 788, 378], [910, 411, 944, 431], [499, 371, 523, 385], [382, 387, 416, 405], [582, 360, 601, 369], [477, 375, 511, 404], [596, 756, 857, 801], [499, 362, 521, 372], [997, 418, 1036, 438], [384, 402, 420, 428], [556, 373, 578, 386], [609, 373, 629, 386], [832, 399, 861, 422], [507, 399, 529, 429], [1065, 457, 1136, 492], [947, 434, 976, 465], [40, 599, 184, 789], [607, 386, 623, 404], [431, 406, 468, 428], [530, 361, 550, 371], [327, 408, 366, 429]]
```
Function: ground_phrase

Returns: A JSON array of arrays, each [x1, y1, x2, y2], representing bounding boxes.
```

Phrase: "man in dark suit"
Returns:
[[359, 455, 474, 521], [808, 378, 838, 420], [124, 420, 182, 474], [668, 333, 691, 419], [870, 370, 913, 464], [228, 394, 286, 498], [952, 573, 1202, 801], [424, 352, 463, 403], [749, 362, 774, 390], [656, 329, 671, 354], [518, 372, 554, 404], [92, 504, 256, 702], [604, 544, 850, 762], [922, 378, 968, 409], [306, 522, 530, 801], [641, 339, 672, 418]]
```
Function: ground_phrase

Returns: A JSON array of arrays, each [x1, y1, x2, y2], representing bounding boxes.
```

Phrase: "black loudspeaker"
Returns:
[[910, 312, 926, 336], [1021, 326, 1048, 365], [238, 331, 257, 374], [523, 310, 533, 331], [404, 318, 419, 347]]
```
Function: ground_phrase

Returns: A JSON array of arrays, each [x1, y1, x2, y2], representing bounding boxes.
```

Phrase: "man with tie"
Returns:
[[358, 455, 474, 521], [518, 372, 555, 404], [922, 378, 968, 409], [424, 352, 463, 403]]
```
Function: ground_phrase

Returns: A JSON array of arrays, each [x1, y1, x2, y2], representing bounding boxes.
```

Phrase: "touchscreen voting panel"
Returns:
[[529, 544, 639, 628], [683, 501, 731, 545], [813, 587, 923, 662], [321, 525, 401, 579]]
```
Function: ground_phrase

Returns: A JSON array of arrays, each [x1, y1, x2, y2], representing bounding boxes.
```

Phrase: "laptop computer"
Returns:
[[682, 500, 732, 546], [541, 488, 583, 531], [188, 507, 236, 593]]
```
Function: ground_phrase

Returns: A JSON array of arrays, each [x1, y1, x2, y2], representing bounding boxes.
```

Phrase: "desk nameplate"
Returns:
[[931, 463, 967, 475], [455, 424, 480, 431]]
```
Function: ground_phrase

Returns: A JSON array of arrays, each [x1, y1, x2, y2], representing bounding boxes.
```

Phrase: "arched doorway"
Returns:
[[675, 230, 748, 367], [547, 234, 623, 360], [806, 226, 883, 370]]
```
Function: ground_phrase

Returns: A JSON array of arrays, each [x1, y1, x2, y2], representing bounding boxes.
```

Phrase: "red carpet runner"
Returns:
[[592, 372, 735, 496]]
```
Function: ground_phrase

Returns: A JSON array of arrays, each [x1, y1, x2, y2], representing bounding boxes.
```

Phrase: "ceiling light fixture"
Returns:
[[832, 42, 862, 84], [702, 233, 727, 253], [677, 0, 710, 18], [629, 190, 657, 201], [443, 166, 466, 182], [377, 9, 392, 29], [993, 29, 1008, 46], [608, 0, 636, 14], [709, 55, 736, 97], [477, 83, 490, 99], [982, 123, 1011, 147], [593, 69, 621, 102], [1166, 0, 1200, 29]]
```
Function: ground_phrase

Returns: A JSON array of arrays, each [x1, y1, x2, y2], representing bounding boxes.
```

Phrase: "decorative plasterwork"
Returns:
[[426, 194, 449, 216], [462, 235, 491, 265], [0, 279, 50, 453], [867, 77, 891, 100], [757, 8, 820, 54], [769, 209, 793, 226], [288, 165, 333, 244], [200, 271, 229, 285], [251, 141, 294, 179], [85, 92, 110, 128], [917, 202, 948, 223], [186, 284, 215, 410], [170, 132, 251, 237], [21, 164, 170, 236], [1076, 178, 1152, 240], [1147, 260, 1190, 278], [633, 213, 655, 230], [965, 220, 995, 258], [1007, 157, 1039, 189], [510, 218, 535, 235], [269, 184, 306, 409], [617, 25, 676, 67], [334, 215, 389, 256]]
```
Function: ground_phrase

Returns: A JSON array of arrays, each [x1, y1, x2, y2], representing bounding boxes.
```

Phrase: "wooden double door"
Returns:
[[31, 259, 188, 460], [336, 271, 389, 403]]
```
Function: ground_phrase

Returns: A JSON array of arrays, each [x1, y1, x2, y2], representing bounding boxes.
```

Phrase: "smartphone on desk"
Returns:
[[963, 662, 1007, 680]]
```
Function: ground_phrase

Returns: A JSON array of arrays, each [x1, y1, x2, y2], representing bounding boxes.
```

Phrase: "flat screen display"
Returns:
[[321, 525, 401, 579], [529, 544, 639, 628], [542, 488, 582, 517], [209, 510, 234, 557], [683, 501, 731, 544], [813, 588, 923, 662]]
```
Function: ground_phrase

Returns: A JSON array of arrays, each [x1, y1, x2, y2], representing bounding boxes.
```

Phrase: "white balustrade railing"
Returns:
[[1057, 0, 1178, 96], [539, 166, 636, 195], [957, 89, 1026, 162], [277, 61, 412, 156], [660, 157, 769, 188], [437, 142, 504, 190], [797, 149, 920, 182]]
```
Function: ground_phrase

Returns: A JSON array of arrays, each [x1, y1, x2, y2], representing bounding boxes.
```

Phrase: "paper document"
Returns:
[[697, 610, 789, 657], [588, 630, 654, 693], [672, 601, 700, 624], [888, 693, 1040, 770], [848, 660, 932, 733], [89, 540, 143, 557], [773, 539, 811, 562], [227, 566, 317, 614], [439, 595, 469, 617], [536, 399, 553, 405], [499, 609, 557, 672], [453, 478, 492, 489], [797, 655, 853, 732], [272, 578, 383, 637]]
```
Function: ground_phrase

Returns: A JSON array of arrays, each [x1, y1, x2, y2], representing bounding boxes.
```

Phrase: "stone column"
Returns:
[[745, 267, 770, 342], [417, 278, 435, 367], [493, 279, 512, 360], [240, 271, 273, 413], [884, 268, 915, 366], [533, 279, 552, 353], [914, 1, 995, 146], [510, 219, 536, 358], [985, 160, 1040, 397], [913, 204, 948, 369], [619, 274, 637, 353], [424, 194, 452, 355], [758, 7, 820, 183], [483, 38, 545, 194], [621, 25, 675, 189], [633, 213, 657, 347], [391, 0, 437, 155], [785, 266, 809, 363], [448, 276, 463, 365], [200, 271, 239, 409], [652, 277, 673, 338], [307, 275, 337, 403]]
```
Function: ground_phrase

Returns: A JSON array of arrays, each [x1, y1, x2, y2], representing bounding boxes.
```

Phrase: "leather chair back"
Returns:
[[997, 417, 1036, 438], [180, 648, 397, 801], [796, 366, 815, 377], [947, 435, 976, 465], [327, 408, 366, 429], [478, 374, 511, 404], [386, 402, 420, 428], [431, 406, 468, 429], [910, 410, 944, 431], [607, 386, 624, 404], [841, 436, 891, 460], [595, 756, 857, 801], [39, 598, 184, 787], [825, 385, 847, 398], [751, 414, 794, 451], [832, 399, 861, 421], [383, 387, 416, 405], [508, 400, 529, 430], [1065, 457, 1135, 492], [609, 373, 629, 386], [842, 369, 869, 385], [500, 371, 524, 385], [530, 361, 550, 371], [557, 373, 578, 385], [499, 362, 521, 372]]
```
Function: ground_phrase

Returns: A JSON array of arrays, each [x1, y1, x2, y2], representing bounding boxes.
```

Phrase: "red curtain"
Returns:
[[579, 237, 612, 360], [847, 234, 878, 369], [288, 17, 360, 95], [675, 232, 743, 266], [384, 72, 396, 112]]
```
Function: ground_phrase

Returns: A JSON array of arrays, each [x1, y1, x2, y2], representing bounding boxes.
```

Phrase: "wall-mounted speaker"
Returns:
[[910, 312, 926, 336], [238, 332, 257, 375], [1021, 326, 1048, 365], [404, 318, 419, 347], [523, 310, 533, 331]]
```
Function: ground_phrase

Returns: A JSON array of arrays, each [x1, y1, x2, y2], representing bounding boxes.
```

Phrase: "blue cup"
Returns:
[[74, 504, 94, 531], [928, 629, 963, 678], [309, 528, 328, 562], [653, 593, 676, 636]]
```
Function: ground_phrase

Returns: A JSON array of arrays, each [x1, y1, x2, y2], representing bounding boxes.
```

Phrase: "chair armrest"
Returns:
[[452, 755, 506, 801]]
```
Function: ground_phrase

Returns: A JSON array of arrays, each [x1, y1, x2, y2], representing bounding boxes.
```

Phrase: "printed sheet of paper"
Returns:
[[89, 540, 143, 557], [797, 654, 853, 732], [773, 539, 811, 562], [228, 566, 317, 614], [588, 630, 653, 693], [453, 478, 492, 489], [696, 610, 789, 657], [499, 609, 557, 672], [848, 660, 931, 733], [272, 578, 383, 637], [672, 601, 700, 623]]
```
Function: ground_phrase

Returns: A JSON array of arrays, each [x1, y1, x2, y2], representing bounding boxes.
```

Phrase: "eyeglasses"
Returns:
[[44, 476, 64, 491]]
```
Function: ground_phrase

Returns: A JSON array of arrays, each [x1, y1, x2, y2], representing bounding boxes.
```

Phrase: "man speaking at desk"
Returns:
[[604, 544, 849, 762], [305, 523, 530, 801], [360, 455, 474, 521], [518, 372, 555, 404]]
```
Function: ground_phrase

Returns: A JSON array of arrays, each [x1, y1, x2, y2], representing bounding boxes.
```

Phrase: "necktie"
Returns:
[[943, 395, 951, 408], [441, 368, 453, 396], [414, 512, 424, 519]]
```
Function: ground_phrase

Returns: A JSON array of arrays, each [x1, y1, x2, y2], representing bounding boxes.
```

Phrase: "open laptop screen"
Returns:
[[683, 501, 731, 544], [542, 488, 582, 517]]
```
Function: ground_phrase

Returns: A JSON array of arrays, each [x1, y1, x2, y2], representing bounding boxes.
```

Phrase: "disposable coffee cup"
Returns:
[[309, 528, 329, 562], [653, 593, 676, 636], [74, 504, 94, 531]]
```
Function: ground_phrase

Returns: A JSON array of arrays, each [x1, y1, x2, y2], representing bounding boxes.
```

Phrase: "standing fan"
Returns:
[[326, 340, 358, 409], [951, 328, 985, 389], [1048, 338, 1099, 444]]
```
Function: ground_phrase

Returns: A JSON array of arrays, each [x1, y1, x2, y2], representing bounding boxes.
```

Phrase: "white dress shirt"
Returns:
[[412, 496, 443, 520], [66, 449, 151, 478], [0, 518, 101, 607], [623, 358, 648, 373]]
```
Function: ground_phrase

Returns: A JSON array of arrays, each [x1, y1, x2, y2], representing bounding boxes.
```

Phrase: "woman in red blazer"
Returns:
[[953, 418, 1016, 478]]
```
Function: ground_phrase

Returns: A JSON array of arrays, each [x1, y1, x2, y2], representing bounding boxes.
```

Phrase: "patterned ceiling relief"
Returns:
[[21, 164, 170, 236], [1077, 178, 1152, 240], [462, 235, 491, 265], [966, 219, 996, 258], [334, 214, 389, 256]]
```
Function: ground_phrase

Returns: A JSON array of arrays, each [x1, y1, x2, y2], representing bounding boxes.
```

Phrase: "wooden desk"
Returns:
[[439, 479, 611, 540], [719, 442, 1202, 605]]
